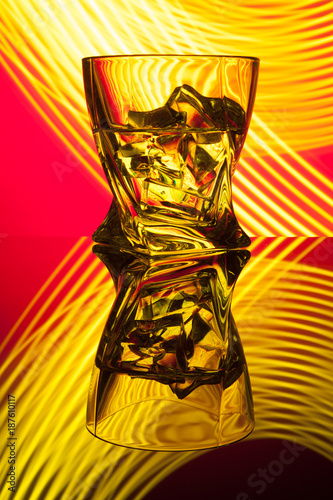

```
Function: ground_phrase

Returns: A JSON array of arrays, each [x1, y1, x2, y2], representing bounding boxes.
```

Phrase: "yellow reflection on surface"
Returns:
[[1, 237, 332, 499]]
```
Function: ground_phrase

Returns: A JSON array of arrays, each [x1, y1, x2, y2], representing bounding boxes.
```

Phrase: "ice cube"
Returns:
[[186, 142, 219, 182], [128, 106, 186, 129], [118, 141, 149, 157], [141, 180, 212, 220], [117, 156, 150, 178], [166, 85, 215, 128], [224, 96, 246, 131], [188, 346, 222, 370], [116, 142, 151, 178], [195, 131, 222, 144], [155, 133, 184, 155], [166, 84, 245, 131]]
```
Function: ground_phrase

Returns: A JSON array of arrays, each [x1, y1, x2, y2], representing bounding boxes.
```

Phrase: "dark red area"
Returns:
[[0, 65, 110, 237], [144, 438, 333, 500], [0, 236, 81, 339]]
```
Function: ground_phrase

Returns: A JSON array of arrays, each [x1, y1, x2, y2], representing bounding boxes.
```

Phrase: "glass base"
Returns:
[[93, 198, 251, 257], [87, 366, 254, 451]]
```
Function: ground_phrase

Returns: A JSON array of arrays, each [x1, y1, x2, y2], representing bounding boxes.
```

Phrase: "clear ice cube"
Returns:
[[166, 84, 245, 131], [128, 106, 186, 129]]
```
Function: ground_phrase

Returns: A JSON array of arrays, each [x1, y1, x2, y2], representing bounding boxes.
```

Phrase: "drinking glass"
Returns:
[[83, 55, 259, 450], [83, 55, 259, 255]]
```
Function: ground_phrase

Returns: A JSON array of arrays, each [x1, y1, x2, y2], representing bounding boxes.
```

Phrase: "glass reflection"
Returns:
[[87, 247, 254, 450]]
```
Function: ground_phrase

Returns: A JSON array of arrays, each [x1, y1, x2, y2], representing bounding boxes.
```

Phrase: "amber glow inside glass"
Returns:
[[83, 55, 259, 256], [83, 55, 259, 451]]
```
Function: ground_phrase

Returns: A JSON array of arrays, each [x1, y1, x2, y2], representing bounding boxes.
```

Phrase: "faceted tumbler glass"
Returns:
[[86, 249, 254, 450], [83, 55, 259, 451], [83, 55, 259, 255]]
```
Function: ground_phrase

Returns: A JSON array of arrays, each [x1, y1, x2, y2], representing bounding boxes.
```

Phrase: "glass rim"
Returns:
[[82, 53, 260, 62]]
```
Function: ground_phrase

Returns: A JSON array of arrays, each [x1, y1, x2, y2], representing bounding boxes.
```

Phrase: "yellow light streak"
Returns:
[[238, 160, 326, 235], [1, 236, 333, 500], [248, 128, 333, 213], [1, 1, 333, 497], [235, 237, 316, 309], [2, 238, 86, 350], [1, 0, 332, 237], [236, 170, 314, 235], [233, 186, 294, 235], [251, 113, 333, 192]]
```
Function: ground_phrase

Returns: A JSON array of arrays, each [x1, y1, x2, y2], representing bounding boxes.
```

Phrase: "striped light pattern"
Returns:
[[1, 237, 333, 499], [1, 1, 333, 498], [0, 0, 332, 236]]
